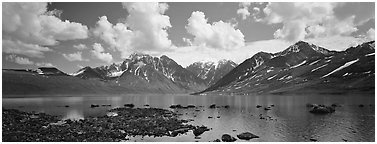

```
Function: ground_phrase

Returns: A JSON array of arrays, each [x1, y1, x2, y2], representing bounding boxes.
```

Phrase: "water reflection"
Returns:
[[2, 94, 374, 142]]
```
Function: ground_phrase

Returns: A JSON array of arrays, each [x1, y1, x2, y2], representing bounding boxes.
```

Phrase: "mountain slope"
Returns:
[[73, 53, 207, 93], [197, 41, 375, 95], [186, 59, 237, 86]]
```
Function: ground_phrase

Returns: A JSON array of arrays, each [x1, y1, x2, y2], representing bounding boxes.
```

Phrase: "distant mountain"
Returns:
[[196, 41, 375, 95], [73, 53, 207, 93], [186, 59, 237, 86]]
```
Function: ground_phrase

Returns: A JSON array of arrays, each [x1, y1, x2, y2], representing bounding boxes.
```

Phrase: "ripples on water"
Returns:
[[2, 94, 375, 142]]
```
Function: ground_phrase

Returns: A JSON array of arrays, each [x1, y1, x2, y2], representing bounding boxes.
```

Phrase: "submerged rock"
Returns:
[[209, 104, 216, 109], [237, 132, 259, 140], [309, 104, 335, 114], [358, 104, 364, 107], [264, 107, 271, 111], [90, 104, 99, 108], [124, 104, 135, 108], [256, 105, 262, 108], [221, 134, 237, 142]]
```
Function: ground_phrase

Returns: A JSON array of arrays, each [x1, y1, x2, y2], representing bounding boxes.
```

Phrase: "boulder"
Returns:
[[221, 134, 237, 142], [237, 132, 259, 140], [213, 139, 221, 142], [90, 104, 99, 108], [264, 107, 271, 111], [256, 105, 262, 108], [193, 126, 210, 136], [124, 104, 135, 108], [309, 104, 335, 114], [209, 104, 216, 109]]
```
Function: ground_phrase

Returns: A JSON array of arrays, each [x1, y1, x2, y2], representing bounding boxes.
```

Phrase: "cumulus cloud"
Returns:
[[6, 55, 34, 65], [237, 8, 250, 20], [91, 43, 113, 63], [63, 51, 86, 61], [3, 39, 51, 58], [35, 62, 55, 67], [261, 2, 361, 42], [237, 2, 251, 20], [185, 11, 245, 50], [2, 2, 88, 57], [165, 39, 291, 67], [92, 2, 172, 58], [73, 43, 87, 50], [367, 28, 375, 40]]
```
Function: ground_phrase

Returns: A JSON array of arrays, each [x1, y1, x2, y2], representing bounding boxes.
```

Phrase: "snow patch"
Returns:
[[365, 53, 375, 56], [109, 70, 125, 77], [309, 60, 321, 65], [290, 60, 306, 69], [321, 59, 359, 78], [311, 64, 328, 72], [267, 74, 277, 80]]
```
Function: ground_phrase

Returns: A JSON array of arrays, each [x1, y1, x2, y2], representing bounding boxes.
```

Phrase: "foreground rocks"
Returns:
[[237, 132, 259, 140], [221, 134, 237, 142], [3, 108, 198, 142]]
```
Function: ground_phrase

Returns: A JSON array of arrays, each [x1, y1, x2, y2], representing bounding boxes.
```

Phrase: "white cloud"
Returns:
[[2, 2, 88, 59], [261, 2, 360, 42], [92, 2, 172, 58], [367, 28, 375, 40], [63, 51, 85, 61], [35, 62, 55, 67], [6, 55, 34, 65], [166, 39, 291, 67], [306, 35, 369, 51], [185, 11, 245, 50], [237, 2, 252, 20], [91, 43, 113, 63], [73, 43, 87, 50], [2, 39, 51, 58], [3, 3, 88, 45], [237, 8, 250, 20]]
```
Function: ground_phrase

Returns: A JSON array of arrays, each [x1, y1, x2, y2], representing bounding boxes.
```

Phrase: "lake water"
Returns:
[[2, 94, 375, 142]]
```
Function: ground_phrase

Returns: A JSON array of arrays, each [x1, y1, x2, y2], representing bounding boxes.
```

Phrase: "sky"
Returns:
[[2, 2, 375, 73]]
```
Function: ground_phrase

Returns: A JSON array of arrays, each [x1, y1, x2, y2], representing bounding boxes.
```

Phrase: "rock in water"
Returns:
[[256, 105, 262, 108], [221, 134, 237, 142], [309, 104, 335, 114], [124, 104, 135, 108], [209, 104, 216, 109], [237, 132, 259, 140], [193, 126, 210, 136]]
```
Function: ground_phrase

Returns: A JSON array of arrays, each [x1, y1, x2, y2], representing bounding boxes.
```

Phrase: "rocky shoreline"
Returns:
[[2, 107, 198, 142]]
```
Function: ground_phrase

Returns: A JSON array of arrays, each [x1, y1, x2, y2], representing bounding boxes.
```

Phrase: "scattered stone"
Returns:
[[342, 138, 348, 142], [310, 138, 317, 142], [144, 104, 150, 107], [358, 104, 364, 107], [193, 126, 210, 136], [101, 104, 111, 107], [221, 134, 237, 142], [306, 103, 318, 108], [270, 104, 274, 107], [170, 104, 183, 109], [237, 132, 259, 140], [213, 139, 221, 142], [194, 136, 201, 139], [195, 109, 201, 112], [224, 105, 230, 108], [256, 105, 262, 108], [187, 105, 196, 108], [124, 104, 135, 108], [217, 116, 220, 118], [90, 104, 99, 108], [264, 107, 271, 111], [64, 105, 69, 108], [232, 129, 237, 132], [208, 116, 213, 119], [308, 104, 335, 114], [209, 104, 216, 109]]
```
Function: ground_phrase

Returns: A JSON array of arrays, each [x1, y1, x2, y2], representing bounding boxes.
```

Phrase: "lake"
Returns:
[[2, 94, 375, 142]]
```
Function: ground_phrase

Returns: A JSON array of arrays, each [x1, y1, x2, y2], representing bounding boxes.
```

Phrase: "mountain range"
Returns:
[[2, 41, 375, 96]]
